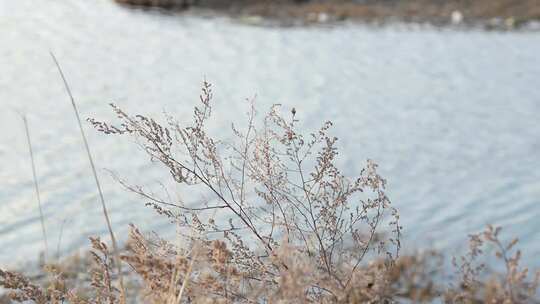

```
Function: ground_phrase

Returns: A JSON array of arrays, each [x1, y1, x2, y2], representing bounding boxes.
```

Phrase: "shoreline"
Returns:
[[114, 0, 540, 30]]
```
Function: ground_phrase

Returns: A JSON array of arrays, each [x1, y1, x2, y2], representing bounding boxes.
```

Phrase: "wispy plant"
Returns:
[[448, 225, 540, 303], [87, 81, 402, 302], [49, 52, 126, 303]]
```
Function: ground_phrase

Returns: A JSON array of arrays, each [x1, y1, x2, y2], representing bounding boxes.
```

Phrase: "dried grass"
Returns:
[[22, 115, 49, 262], [50, 52, 126, 303], [1, 82, 538, 303]]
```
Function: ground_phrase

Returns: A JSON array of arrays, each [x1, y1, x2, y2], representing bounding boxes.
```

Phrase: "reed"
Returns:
[[22, 115, 48, 262], [49, 52, 126, 303], [56, 219, 67, 261]]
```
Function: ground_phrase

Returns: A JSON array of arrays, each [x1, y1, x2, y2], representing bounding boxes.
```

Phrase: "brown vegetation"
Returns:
[[113, 0, 540, 28], [1, 83, 539, 303]]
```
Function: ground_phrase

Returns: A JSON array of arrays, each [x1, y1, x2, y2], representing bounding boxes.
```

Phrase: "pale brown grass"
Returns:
[[1, 82, 538, 303]]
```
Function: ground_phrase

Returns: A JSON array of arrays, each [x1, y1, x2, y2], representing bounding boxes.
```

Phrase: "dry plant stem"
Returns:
[[49, 52, 126, 303], [56, 218, 67, 261], [174, 248, 197, 304], [22, 115, 48, 262]]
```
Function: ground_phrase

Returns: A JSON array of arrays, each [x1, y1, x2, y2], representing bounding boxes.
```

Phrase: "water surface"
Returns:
[[1, 0, 539, 267]]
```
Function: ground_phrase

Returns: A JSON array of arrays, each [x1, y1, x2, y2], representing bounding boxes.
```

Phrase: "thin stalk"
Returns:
[[56, 218, 67, 261], [174, 247, 198, 304], [22, 115, 49, 262], [50, 52, 126, 303]]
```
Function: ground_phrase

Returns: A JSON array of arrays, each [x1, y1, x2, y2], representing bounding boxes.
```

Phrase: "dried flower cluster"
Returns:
[[447, 225, 540, 303], [1, 83, 538, 303]]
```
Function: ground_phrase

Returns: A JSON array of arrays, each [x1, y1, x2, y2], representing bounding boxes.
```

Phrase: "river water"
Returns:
[[1, 0, 539, 268]]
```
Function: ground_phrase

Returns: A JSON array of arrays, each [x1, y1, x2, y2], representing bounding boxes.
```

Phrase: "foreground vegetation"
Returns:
[[1, 83, 539, 303]]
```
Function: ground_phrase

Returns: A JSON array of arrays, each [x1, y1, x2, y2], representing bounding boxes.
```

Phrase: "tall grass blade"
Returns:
[[22, 115, 48, 262], [49, 52, 126, 303], [56, 218, 67, 261]]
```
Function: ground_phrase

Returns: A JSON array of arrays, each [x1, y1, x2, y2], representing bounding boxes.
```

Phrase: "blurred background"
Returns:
[[0, 0, 539, 268]]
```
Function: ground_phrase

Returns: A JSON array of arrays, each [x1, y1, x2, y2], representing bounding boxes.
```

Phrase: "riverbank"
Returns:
[[114, 0, 540, 29]]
